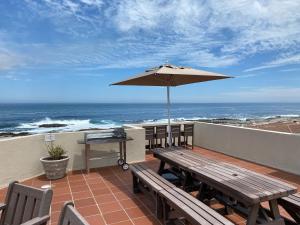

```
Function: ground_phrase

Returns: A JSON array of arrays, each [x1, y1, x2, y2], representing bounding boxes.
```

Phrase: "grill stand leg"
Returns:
[[119, 142, 123, 162], [123, 141, 127, 163], [85, 144, 90, 173], [186, 136, 188, 148]]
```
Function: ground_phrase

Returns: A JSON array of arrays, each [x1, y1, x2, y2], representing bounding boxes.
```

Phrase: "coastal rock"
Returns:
[[39, 123, 67, 128], [78, 128, 105, 131], [0, 132, 30, 137]]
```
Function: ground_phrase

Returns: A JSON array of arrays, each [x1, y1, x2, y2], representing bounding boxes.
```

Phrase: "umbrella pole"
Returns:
[[167, 86, 172, 147]]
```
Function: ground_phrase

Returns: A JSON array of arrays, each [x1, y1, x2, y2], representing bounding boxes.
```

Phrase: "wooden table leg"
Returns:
[[247, 204, 260, 225], [158, 161, 165, 175], [197, 183, 208, 201], [269, 199, 281, 220], [85, 144, 90, 173], [182, 171, 193, 191]]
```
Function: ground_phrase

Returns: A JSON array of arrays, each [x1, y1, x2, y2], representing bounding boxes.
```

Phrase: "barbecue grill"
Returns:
[[78, 128, 133, 172]]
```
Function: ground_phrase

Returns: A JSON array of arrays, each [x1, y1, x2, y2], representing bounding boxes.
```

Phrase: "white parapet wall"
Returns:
[[194, 122, 300, 175], [0, 126, 145, 188]]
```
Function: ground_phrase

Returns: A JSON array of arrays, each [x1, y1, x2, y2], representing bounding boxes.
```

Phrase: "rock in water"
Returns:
[[0, 132, 30, 137], [39, 123, 67, 128]]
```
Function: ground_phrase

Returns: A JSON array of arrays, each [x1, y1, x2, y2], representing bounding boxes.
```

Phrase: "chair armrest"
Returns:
[[20, 215, 50, 225], [0, 203, 6, 211]]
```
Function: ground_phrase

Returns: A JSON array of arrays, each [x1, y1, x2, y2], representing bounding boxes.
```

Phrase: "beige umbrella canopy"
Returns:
[[111, 64, 233, 147], [111, 64, 231, 86]]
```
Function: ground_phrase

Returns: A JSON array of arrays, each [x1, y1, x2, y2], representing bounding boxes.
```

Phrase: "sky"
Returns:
[[0, 0, 300, 103]]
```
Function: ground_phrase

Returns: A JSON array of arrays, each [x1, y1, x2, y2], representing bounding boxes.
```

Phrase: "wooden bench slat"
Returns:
[[293, 193, 300, 198], [160, 189, 216, 225], [285, 194, 300, 202], [130, 165, 164, 192], [134, 164, 175, 190], [137, 164, 176, 189], [169, 188, 233, 225], [280, 194, 300, 207]]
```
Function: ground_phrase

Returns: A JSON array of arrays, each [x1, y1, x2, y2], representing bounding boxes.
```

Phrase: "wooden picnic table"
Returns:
[[152, 147, 297, 225]]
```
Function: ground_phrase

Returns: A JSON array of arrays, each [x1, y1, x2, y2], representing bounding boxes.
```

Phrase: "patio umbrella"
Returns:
[[111, 64, 233, 146]]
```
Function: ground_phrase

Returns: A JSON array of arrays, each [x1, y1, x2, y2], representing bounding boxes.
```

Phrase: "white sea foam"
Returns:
[[261, 114, 300, 120], [17, 117, 119, 133], [141, 117, 211, 124], [11, 114, 300, 134]]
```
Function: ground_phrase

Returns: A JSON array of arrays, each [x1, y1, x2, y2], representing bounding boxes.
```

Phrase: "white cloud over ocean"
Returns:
[[0, 0, 300, 73]]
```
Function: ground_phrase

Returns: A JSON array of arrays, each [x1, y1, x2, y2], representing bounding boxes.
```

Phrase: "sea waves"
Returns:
[[15, 117, 120, 133], [1, 114, 300, 134]]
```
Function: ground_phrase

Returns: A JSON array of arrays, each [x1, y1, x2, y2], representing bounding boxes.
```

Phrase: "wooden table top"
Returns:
[[152, 147, 297, 206]]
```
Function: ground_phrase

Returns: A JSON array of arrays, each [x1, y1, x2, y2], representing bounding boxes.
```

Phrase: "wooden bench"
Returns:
[[278, 193, 300, 224], [130, 164, 233, 225]]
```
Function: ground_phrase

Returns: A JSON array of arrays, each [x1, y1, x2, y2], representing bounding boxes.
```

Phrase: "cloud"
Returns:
[[24, 0, 105, 37], [223, 86, 300, 102], [10, 38, 239, 70], [235, 74, 260, 79], [1, 0, 299, 71], [0, 48, 24, 70], [244, 53, 300, 72], [113, 1, 300, 53], [280, 68, 300, 72]]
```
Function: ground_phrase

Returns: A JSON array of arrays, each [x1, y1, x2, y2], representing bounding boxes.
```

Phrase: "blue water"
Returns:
[[1, 103, 300, 133]]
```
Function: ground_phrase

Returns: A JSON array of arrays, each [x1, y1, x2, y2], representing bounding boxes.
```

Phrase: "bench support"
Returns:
[[156, 195, 163, 219], [132, 173, 141, 194]]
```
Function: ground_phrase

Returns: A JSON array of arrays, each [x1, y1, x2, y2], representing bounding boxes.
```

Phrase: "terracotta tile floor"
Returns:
[[0, 146, 299, 225]]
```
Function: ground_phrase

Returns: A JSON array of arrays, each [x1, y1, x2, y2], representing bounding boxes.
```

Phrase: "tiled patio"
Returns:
[[0, 146, 299, 225]]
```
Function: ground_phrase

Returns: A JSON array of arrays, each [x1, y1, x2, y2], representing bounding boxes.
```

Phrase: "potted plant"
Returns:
[[40, 144, 69, 180]]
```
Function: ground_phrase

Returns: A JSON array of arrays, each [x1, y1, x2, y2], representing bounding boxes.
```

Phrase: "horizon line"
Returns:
[[1, 102, 300, 104]]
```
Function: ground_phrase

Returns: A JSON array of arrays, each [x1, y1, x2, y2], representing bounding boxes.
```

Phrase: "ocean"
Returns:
[[1, 103, 300, 134]]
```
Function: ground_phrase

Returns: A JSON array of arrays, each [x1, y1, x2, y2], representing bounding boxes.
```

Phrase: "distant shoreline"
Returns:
[[193, 116, 300, 134]]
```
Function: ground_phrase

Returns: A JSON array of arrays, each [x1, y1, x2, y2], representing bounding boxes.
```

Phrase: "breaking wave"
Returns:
[[16, 117, 120, 133]]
